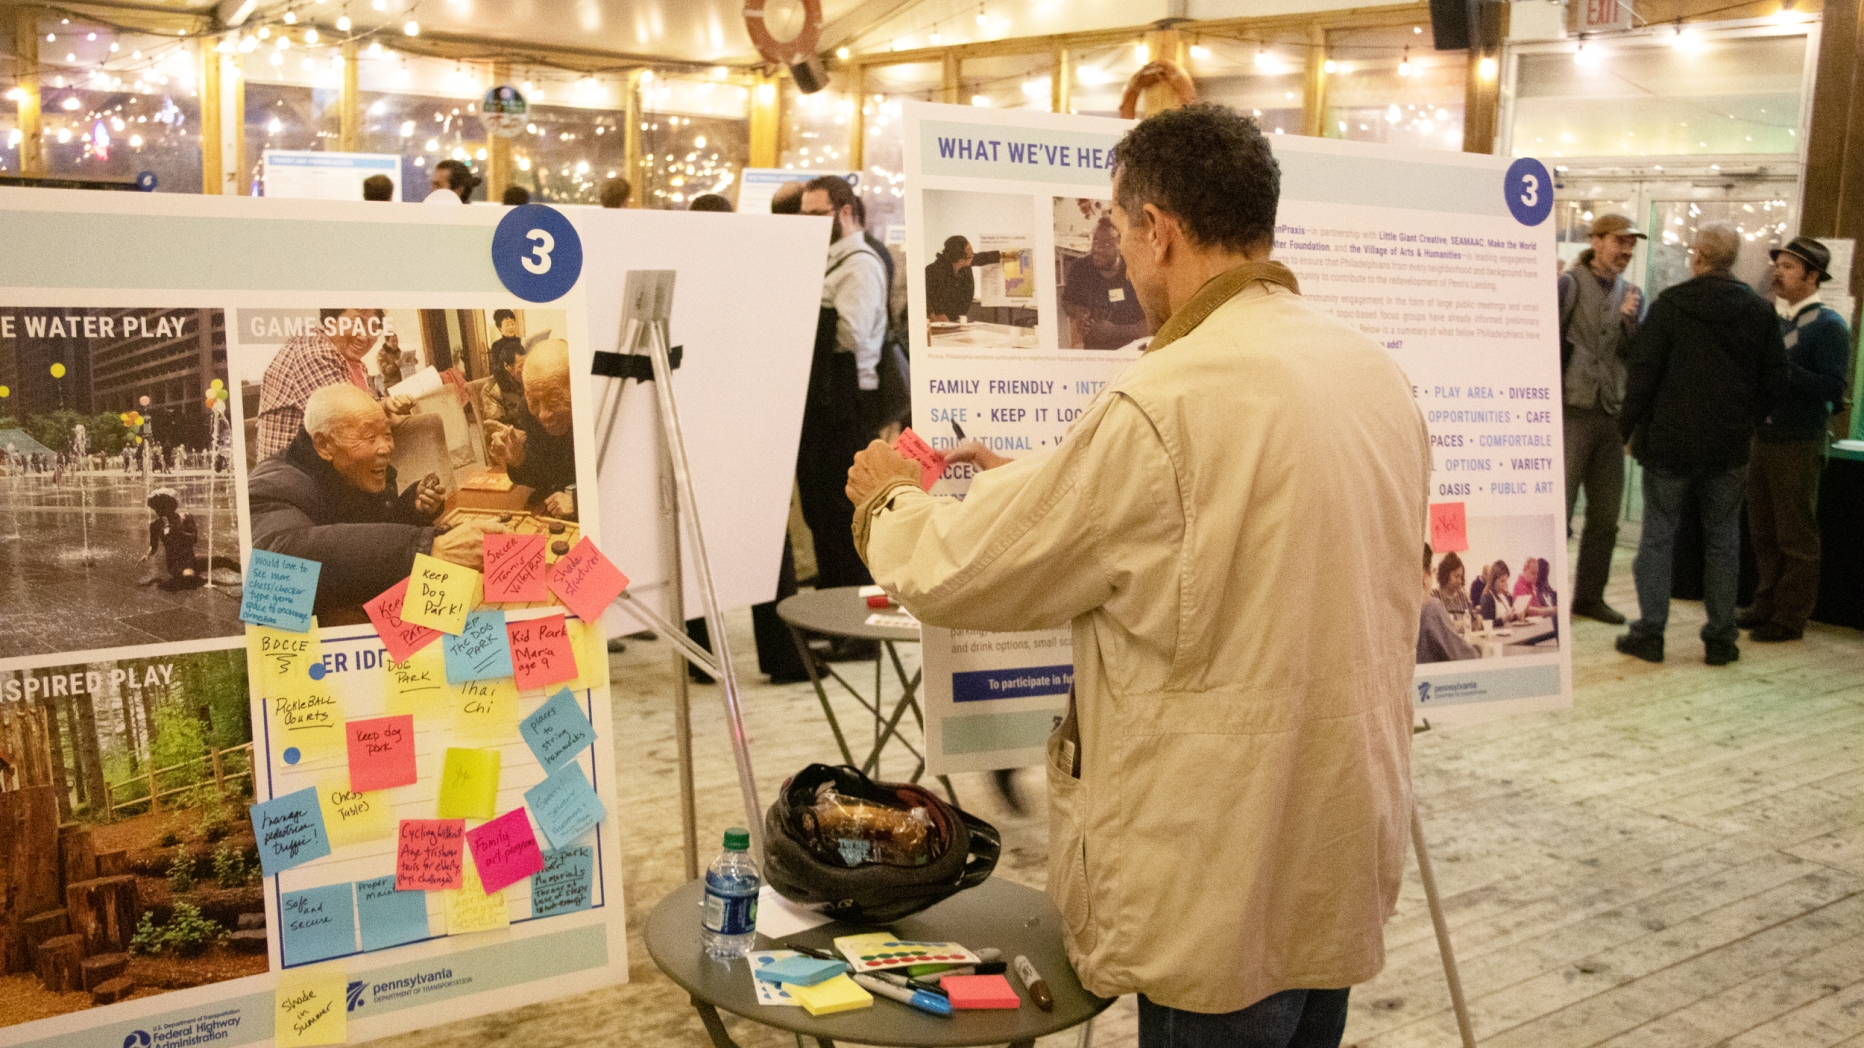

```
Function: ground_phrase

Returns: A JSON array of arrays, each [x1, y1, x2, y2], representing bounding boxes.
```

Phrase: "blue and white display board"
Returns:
[[263, 151, 402, 201], [901, 101, 1575, 774]]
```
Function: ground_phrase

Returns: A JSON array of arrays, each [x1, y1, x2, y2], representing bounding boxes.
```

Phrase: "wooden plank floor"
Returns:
[[370, 540, 1863, 1048]]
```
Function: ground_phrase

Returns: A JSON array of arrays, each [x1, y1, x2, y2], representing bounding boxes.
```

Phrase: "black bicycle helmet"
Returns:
[[764, 764, 1000, 925]]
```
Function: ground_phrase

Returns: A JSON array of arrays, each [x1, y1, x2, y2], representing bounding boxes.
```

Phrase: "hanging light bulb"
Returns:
[[1398, 47, 1412, 76], [256, 25, 271, 38], [283, 9, 297, 24], [1255, 44, 1269, 68], [403, 19, 419, 36], [304, 27, 319, 43], [976, 5, 987, 26], [367, 39, 383, 56], [1323, 55, 1337, 73], [336, 11, 351, 30], [239, 35, 258, 52], [930, 28, 941, 45]]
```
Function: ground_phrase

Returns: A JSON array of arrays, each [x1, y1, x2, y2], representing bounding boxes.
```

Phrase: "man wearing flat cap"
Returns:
[[1557, 213, 1646, 625], [1740, 236, 1851, 642]]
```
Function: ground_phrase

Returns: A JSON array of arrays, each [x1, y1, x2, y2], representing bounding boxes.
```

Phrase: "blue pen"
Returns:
[[853, 974, 952, 1016]]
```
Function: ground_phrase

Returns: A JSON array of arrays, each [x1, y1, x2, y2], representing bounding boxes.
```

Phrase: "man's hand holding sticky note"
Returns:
[[893, 428, 948, 491]]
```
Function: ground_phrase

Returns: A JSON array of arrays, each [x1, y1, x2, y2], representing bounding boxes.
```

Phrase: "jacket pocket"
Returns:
[[1045, 731, 1094, 949]]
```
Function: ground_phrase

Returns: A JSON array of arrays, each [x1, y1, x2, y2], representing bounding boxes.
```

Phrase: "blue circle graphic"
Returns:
[[283, 746, 301, 765], [308, 663, 326, 680], [135, 171, 158, 192], [492, 204, 583, 303], [1504, 158, 1553, 226]]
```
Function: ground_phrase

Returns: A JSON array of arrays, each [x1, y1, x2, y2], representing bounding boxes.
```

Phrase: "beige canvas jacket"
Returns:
[[855, 262, 1431, 1013]]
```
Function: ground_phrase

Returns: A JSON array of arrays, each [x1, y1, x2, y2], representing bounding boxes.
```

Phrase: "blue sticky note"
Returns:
[[444, 610, 515, 684], [530, 846, 594, 918], [240, 550, 321, 632], [754, 956, 847, 985], [250, 787, 331, 876], [520, 688, 597, 771], [356, 874, 431, 952], [280, 883, 357, 966], [524, 762, 607, 850]]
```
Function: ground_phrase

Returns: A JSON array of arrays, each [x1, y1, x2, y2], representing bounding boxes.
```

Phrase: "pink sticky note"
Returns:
[[484, 534, 549, 604], [1429, 502, 1469, 554], [546, 538, 629, 623], [894, 428, 947, 490], [506, 614, 579, 692], [346, 715, 417, 793], [942, 974, 1022, 1009], [396, 818, 464, 890], [465, 807, 546, 894], [364, 578, 443, 664]]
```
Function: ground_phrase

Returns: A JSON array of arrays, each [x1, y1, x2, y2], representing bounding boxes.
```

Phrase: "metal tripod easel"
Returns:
[[593, 270, 763, 878]]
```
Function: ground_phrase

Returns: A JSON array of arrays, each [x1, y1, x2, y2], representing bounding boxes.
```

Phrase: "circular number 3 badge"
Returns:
[[1504, 158, 1553, 227], [492, 204, 584, 302]]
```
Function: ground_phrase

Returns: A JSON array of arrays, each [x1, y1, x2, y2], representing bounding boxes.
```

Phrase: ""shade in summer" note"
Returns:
[[524, 760, 606, 850], [275, 964, 347, 1048], [545, 538, 629, 623], [251, 786, 331, 876], [443, 610, 516, 684], [506, 614, 579, 691], [363, 577, 442, 663], [483, 533, 549, 603], [437, 747, 500, 820], [466, 807, 545, 894], [345, 715, 417, 792], [241, 549, 321, 632], [402, 553, 480, 635], [395, 818, 465, 891]]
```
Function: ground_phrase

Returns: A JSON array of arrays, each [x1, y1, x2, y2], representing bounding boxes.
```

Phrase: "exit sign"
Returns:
[[1583, 0, 1632, 31]]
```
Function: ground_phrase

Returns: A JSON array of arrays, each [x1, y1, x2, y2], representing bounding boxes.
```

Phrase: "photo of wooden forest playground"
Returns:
[[0, 648, 264, 1028]]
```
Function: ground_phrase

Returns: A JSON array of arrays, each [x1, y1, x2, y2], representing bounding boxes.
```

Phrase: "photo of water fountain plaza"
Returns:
[[0, 458, 244, 657]]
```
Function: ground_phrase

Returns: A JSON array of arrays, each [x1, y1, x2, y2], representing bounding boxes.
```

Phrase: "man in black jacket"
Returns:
[[249, 384, 500, 620], [1616, 223, 1790, 666]]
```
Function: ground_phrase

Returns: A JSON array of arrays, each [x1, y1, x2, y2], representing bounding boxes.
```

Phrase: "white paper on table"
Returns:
[[754, 885, 834, 940], [866, 611, 920, 630], [748, 950, 804, 1006]]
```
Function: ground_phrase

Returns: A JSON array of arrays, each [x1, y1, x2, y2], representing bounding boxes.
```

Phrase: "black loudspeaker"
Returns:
[[1429, 0, 1473, 49], [791, 55, 829, 94]]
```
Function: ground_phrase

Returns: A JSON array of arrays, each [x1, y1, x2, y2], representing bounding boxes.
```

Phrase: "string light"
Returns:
[[304, 27, 319, 43], [337, 11, 351, 30], [283, 10, 297, 24], [404, 19, 419, 36]]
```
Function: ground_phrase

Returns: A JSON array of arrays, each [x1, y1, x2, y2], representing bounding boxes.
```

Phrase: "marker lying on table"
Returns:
[[852, 974, 952, 1016], [1013, 955, 1054, 1011], [869, 970, 948, 997]]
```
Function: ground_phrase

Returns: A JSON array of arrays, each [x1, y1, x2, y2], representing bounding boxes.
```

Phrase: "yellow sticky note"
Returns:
[[451, 677, 520, 740], [385, 643, 449, 717], [402, 554, 481, 635], [443, 859, 510, 935], [272, 686, 346, 766], [275, 964, 347, 1047], [315, 776, 395, 849], [561, 618, 607, 692], [790, 974, 873, 1016], [437, 747, 500, 820], [248, 622, 323, 698]]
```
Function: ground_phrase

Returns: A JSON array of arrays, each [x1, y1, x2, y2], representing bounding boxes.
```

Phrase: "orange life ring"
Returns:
[[743, 0, 823, 67], [1119, 60, 1197, 119]]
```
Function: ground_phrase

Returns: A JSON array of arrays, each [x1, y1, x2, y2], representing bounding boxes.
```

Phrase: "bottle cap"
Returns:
[[723, 828, 750, 851]]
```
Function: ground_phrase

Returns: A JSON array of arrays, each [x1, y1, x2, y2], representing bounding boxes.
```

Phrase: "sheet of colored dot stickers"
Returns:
[[0, 189, 828, 1048]]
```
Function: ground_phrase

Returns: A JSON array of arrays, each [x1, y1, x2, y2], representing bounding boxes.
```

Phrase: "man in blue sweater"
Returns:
[[1740, 236, 1852, 642]]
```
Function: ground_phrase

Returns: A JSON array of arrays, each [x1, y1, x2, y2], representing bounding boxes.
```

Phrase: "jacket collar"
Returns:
[[1146, 260, 1301, 353]]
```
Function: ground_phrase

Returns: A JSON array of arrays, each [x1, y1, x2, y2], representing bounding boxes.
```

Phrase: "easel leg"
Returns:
[[1412, 802, 1478, 1048]]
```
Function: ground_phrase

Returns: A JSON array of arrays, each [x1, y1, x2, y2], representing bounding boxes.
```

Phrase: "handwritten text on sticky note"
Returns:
[[520, 688, 596, 771], [894, 428, 948, 490], [251, 787, 331, 876], [241, 550, 321, 632], [466, 807, 546, 894], [345, 715, 417, 792], [385, 643, 448, 716], [249, 624, 322, 697], [444, 861, 510, 935], [1429, 501, 1469, 554], [316, 777, 394, 850], [396, 818, 465, 891], [546, 538, 629, 623], [402, 553, 479, 635], [507, 614, 579, 691], [364, 578, 442, 663], [272, 687, 345, 765], [483, 534, 549, 603], [531, 846, 594, 918], [524, 761, 606, 850], [275, 965, 347, 1048], [450, 677, 520, 740], [444, 610, 515, 684], [437, 747, 500, 820]]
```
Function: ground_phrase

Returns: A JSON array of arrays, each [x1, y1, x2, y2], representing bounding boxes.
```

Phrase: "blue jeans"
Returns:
[[1139, 989, 1351, 1048], [1630, 463, 1747, 645]]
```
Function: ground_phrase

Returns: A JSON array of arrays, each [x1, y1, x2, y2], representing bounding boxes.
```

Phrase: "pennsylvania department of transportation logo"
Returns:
[[346, 981, 368, 1012], [123, 1032, 152, 1048]]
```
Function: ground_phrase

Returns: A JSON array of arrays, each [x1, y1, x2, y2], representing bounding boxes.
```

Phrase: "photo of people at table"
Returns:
[[1054, 197, 1148, 351], [1420, 513, 1561, 663], [920, 189, 1037, 350], [232, 306, 578, 623]]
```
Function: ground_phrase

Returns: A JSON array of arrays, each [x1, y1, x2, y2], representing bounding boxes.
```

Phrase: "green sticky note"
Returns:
[[437, 747, 500, 820]]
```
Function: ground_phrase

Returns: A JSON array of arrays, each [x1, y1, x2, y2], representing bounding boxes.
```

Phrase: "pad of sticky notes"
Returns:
[[275, 965, 347, 1047], [546, 538, 629, 622], [789, 974, 873, 1016], [251, 787, 331, 876], [364, 577, 442, 663], [438, 748, 500, 820], [506, 614, 579, 691], [753, 956, 847, 986], [894, 428, 948, 490], [444, 610, 515, 683], [942, 974, 1021, 1009], [484, 533, 549, 603], [403, 553, 480, 634]]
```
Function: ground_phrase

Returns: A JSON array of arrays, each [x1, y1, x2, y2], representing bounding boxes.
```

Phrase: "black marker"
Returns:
[[951, 420, 966, 440]]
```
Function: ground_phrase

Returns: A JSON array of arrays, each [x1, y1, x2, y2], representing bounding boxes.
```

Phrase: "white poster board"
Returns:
[[263, 150, 402, 201], [903, 102, 1575, 774], [736, 167, 856, 215]]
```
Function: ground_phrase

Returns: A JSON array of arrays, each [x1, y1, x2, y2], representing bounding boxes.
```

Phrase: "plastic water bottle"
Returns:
[[701, 828, 760, 959]]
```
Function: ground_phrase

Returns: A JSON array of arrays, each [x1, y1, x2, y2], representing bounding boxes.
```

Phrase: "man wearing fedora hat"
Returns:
[[1740, 236, 1851, 642], [1557, 212, 1647, 625]]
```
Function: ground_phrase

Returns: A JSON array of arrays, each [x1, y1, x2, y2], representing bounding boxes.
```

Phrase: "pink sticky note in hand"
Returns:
[[894, 428, 947, 490], [396, 818, 465, 891], [546, 538, 629, 623], [346, 715, 417, 793], [465, 807, 546, 894], [506, 614, 579, 692], [484, 534, 549, 604], [1430, 502, 1469, 554], [364, 578, 442, 664]]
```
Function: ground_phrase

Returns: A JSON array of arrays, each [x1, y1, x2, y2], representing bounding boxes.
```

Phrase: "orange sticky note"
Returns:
[[1429, 502, 1469, 554], [506, 614, 579, 691], [546, 539, 629, 623], [364, 578, 443, 663], [484, 534, 549, 604], [345, 715, 417, 792], [894, 428, 947, 490]]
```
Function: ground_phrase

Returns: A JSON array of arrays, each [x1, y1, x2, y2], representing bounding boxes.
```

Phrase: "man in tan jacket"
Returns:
[[846, 105, 1430, 1046]]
